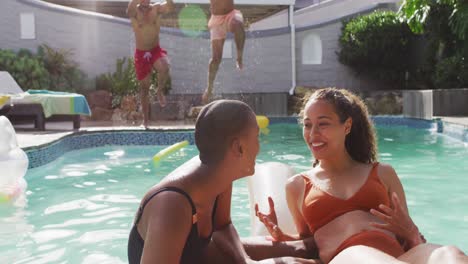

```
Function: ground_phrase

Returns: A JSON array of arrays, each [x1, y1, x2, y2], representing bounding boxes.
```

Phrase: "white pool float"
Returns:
[[161, 157, 298, 236], [166, 155, 201, 178], [248, 162, 297, 236], [0, 116, 28, 202]]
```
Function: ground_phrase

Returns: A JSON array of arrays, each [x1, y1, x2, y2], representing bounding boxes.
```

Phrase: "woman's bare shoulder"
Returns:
[[375, 162, 400, 189], [376, 162, 398, 178], [288, 172, 308, 184], [286, 170, 314, 194]]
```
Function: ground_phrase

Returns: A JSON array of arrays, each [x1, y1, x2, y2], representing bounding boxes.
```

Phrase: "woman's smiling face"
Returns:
[[302, 99, 352, 161]]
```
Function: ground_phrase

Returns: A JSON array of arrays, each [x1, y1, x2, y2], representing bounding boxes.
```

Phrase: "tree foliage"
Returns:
[[338, 11, 414, 87]]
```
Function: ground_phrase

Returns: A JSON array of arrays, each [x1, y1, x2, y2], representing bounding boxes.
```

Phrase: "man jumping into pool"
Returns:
[[202, 0, 246, 104], [127, 0, 174, 128]]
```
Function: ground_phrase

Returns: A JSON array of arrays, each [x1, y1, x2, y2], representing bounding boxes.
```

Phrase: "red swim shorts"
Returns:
[[134, 45, 167, 80]]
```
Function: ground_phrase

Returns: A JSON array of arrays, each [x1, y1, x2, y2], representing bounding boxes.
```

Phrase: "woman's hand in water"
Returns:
[[370, 192, 421, 245], [255, 197, 284, 241]]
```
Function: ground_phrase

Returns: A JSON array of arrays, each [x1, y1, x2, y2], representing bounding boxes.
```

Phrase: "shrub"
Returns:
[[0, 45, 88, 92], [98, 57, 172, 108], [434, 53, 468, 88], [338, 11, 414, 87], [37, 44, 88, 92], [0, 49, 49, 90], [108, 58, 139, 96], [399, 1, 468, 89], [399, 0, 468, 42]]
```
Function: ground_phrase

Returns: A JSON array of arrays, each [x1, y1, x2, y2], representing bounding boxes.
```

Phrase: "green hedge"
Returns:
[[434, 53, 468, 89], [338, 11, 414, 87], [400, 1, 468, 88], [0, 49, 49, 90], [0, 45, 88, 92]]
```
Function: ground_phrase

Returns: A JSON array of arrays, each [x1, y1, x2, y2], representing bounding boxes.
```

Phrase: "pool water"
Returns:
[[1, 123, 467, 263]]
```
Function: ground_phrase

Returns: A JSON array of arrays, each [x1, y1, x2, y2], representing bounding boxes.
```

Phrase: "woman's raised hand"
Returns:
[[255, 197, 285, 241], [370, 192, 424, 248]]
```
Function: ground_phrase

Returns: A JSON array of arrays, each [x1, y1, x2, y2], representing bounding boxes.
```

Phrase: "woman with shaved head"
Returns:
[[128, 100, 314, 264]]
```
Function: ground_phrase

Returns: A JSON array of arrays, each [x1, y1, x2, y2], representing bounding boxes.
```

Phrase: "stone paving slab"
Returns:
[[438, 116, 468, 127]]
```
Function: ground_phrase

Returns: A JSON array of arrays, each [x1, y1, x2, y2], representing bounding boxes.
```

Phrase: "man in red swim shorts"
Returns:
[[203, 0, 246, 104], [127, 0, 174, 128]]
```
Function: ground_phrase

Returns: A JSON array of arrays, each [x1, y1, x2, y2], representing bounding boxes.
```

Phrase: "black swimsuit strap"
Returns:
[[212, 197, 218, 226], [135, 187, 196, 225]]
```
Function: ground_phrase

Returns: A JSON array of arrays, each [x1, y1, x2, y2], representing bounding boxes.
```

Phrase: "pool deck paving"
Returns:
[[11, 116, 468, 149], [435, 116, 468, 127], [14, 120, 196, 149]]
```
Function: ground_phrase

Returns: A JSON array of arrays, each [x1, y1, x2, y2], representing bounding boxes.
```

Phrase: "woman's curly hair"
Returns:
[[301, 88, 378, 167]]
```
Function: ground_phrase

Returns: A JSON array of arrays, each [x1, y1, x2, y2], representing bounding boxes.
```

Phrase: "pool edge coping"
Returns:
[[21, 116, 468, 169], [21, 116, 468, 152]]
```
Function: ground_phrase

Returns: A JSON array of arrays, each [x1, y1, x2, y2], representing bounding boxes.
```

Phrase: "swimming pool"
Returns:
[[1, 121, 467, 263]]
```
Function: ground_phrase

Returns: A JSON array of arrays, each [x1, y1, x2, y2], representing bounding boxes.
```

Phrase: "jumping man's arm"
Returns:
[[127, 0, 139, 18], [156, 0, 176, 14]]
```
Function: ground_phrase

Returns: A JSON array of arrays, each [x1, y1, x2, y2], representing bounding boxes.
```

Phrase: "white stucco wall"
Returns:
[[250, 0, 401, 30], [0, 0, 293, 94]]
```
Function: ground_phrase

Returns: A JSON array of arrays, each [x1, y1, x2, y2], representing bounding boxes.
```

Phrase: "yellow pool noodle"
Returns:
[[256, 115, 269, 129], [260, 127, 270, 135], [153, 140, 189, 164]]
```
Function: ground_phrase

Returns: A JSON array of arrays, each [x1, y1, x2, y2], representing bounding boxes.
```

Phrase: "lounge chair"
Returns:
[[0, 71, 91, 130]]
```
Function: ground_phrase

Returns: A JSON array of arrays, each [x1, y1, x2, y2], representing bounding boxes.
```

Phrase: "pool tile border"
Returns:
[[371, 116, 437, 130], [438, 121, 468, 143], [270, 116, 437, 129], [26, 130, 194, 169]]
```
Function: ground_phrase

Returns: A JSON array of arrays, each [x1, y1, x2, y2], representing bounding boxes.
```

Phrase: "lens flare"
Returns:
[[178, 4, 207, 38]]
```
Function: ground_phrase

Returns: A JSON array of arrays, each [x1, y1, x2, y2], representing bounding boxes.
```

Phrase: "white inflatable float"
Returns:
[[248, 162, 297, 236], [163, 156, 297, 236], [0, 116, 28, 203]]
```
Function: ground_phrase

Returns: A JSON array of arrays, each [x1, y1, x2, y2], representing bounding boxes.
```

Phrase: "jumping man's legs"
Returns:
[[203, 38, 225, 104], [153, 56, 170, 108], [138, 74, 151, 128], [229, 14, 245, 70]]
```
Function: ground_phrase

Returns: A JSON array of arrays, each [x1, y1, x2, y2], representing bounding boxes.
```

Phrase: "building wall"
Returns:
[[433, 89, 468, 116], [0, 0, 403, 96], [248, 0, 402, 91], [250, 0, 400, 30], [162, 30, 292, 95], [249, 9, 288, 31], [294, 0, 399, 27], [295, 21, 391, 91], [250, 0, 401, 91], [0, 0, 133, 78], [0, 0, 292, 95]]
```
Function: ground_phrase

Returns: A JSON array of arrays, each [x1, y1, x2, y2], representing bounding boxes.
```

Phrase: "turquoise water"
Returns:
[[1, 124, 467, 263]]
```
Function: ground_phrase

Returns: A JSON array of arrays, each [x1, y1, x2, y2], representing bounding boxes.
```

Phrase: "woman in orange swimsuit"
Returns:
[[253, 88, 467, 263]]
